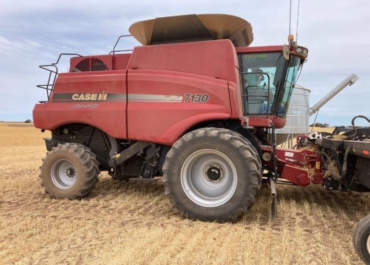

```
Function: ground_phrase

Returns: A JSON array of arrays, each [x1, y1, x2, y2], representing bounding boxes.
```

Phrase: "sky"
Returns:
[[0, 0, 369, 126]]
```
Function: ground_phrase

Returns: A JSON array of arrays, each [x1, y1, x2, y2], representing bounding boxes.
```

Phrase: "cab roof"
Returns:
[[236, 45, 284, 53]]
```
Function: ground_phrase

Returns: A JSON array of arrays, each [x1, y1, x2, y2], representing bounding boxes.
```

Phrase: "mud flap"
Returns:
[[270, 178, 277, 219]]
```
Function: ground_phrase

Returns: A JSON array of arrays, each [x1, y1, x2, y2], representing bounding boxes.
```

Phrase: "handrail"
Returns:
[[108, 49, 133, 54], [241, 72, 272, 115], [37, 53, 82, 101], [109, 34, 133, 54]]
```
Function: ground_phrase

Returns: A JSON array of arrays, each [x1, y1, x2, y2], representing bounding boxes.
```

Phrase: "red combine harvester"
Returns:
[[33, 14, 370, 221]]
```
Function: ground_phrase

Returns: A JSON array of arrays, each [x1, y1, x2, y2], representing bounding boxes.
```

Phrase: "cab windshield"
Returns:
[[238, 52, 301, 117]]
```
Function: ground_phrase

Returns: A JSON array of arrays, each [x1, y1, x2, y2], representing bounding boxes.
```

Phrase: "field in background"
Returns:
[[309, 126, 336, 134], [0, 123, 368, 265]]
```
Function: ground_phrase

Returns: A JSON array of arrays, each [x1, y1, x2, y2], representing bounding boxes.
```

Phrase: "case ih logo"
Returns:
[[72, 93, 108, 101], [52, 93, 201, 103], [52, 93, 125, 102]]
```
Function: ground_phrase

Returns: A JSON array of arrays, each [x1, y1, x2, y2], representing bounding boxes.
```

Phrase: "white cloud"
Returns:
[[0, 35, 41, 55]]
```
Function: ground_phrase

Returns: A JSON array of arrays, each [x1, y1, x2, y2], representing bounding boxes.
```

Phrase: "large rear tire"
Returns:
[[353, 215, 370, 265], [39, 143, 99, 199], [163, 128, 261, 222]]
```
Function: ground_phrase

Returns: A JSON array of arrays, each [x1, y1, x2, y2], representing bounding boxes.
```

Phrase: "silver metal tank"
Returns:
[[276, 85, 311, 145]]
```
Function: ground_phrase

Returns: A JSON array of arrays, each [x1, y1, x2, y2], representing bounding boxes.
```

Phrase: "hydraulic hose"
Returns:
[[350, 115, 370, 138]]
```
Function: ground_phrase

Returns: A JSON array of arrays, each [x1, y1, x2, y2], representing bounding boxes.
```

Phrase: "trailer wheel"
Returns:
[[39, 143, 99, 199], [353, 215, 370, 265], [163, 128, 261, 222]]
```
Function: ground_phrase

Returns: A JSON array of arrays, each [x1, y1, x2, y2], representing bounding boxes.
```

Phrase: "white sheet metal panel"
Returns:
[[277, 85, 310, 134]]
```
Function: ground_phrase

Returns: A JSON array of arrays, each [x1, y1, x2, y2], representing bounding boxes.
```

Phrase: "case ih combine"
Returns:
[[33, 14, 369, 222]]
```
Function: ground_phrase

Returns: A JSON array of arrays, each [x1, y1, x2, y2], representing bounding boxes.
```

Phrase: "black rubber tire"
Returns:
[[39, 143, 99, 199], [163, 127, 262, 222], [353, 215, 370, 265]]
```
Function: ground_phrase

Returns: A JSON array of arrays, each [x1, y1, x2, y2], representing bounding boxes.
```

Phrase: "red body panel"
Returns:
[[261, 145, 324, 186], [243, 116, 286, 129], [124, 40, 241, 144], [127, 39, 239, 83], [113, 54, 131, 70], [33, 40, 287, 145], [33, 70, 127, 139], [34, 39, 244, 144], [281, 165, 310, 186], [126, 69, 232, 144]]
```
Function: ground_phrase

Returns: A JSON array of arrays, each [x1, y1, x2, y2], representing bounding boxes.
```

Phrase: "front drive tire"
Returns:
[[39, 143, 100, 199], [163, 128, 262, 222], [353, 215, 370, 265]]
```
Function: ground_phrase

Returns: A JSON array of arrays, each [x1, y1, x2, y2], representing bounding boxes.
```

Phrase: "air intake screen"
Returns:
[[73, 58, 108, 72]]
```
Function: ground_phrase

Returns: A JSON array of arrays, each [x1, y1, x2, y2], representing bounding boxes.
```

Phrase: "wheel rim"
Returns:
[[367, 234, 370, 254], [51, 159, 77, 190], [180, 149, 238, 208]]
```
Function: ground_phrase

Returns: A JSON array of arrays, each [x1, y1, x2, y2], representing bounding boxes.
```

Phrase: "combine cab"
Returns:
[[33, 14, 368, 222]]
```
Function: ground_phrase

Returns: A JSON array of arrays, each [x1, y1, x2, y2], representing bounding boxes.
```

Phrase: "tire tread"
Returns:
[[39, 142, 100, 199], [163, 127, 262, 222]]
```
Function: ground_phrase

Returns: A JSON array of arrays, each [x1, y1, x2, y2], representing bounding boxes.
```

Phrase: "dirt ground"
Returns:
[[0, 123, 368, 265]]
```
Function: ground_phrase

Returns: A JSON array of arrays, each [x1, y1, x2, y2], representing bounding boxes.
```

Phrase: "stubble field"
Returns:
[[0, 123, 368, 265]]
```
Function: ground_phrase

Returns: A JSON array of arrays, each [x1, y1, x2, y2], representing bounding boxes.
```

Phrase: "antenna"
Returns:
[[289, 0, 292, 36], [296, 0, 301, 43], [288, 0, 302, 45]]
